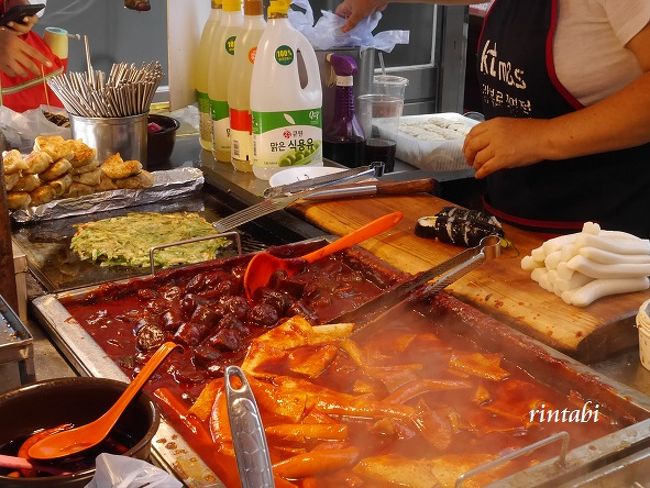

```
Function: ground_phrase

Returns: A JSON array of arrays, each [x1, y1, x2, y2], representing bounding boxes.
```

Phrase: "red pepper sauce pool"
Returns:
[[169, 303, 630, 487], [63, 252, 398, 401]]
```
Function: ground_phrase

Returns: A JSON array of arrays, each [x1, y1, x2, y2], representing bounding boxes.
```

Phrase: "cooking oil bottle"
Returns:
[[250, 0, 322, 180], [227, 0, 266, 172], [195, 0, 222, 151], [207, 0, 243, 162]]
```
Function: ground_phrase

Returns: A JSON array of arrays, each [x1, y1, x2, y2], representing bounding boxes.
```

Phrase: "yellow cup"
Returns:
[[43, 27, 69, 60]]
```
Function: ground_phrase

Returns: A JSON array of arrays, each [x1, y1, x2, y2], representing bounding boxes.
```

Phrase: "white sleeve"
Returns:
[[604, 0, 650, 45]]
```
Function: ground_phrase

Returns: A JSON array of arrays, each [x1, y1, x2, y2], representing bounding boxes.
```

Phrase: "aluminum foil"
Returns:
[[12, 167, 204, 223]]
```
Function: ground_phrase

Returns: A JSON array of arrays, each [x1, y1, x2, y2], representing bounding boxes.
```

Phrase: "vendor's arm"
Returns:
[[0, 26, 53, 77], [465, 21, 650, 179], [336, 0, 482, 32]]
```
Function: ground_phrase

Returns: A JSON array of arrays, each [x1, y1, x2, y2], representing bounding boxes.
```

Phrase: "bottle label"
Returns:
[[274, 45, 294, 66], [230, 108, 252, 161], [197, 91, 210, 114], [211, 99, 230, 154], [225, 36, 236, 55], [252, 108, 322, 168]]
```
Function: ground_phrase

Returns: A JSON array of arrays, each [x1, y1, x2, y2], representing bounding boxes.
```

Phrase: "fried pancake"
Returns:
[[4, 172, 20, 191], [7, 191, 31, 210], [65, 182, 95, 198], [71, 159, 100, 175], [40, 158, 72, 182], [34, 135, 75, 161], [24, 151, 53, 174], [13, 174, 41, 192], [97, 174, 117, 192], [114, 170, 154, 189], [2, 149, 28, 174], [73, 168, 102, 186], [101, 153, 142, 179], [63, 139, 97, 168], [30, 185, 56, 206], [48, 173, 73, 197]]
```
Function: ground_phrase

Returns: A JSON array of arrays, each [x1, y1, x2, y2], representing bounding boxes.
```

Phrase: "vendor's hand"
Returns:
[[0, 28, 52, 77], [6, 14, 37, 34], [336, 0, 388, 33], [463, 117, 550, 179]]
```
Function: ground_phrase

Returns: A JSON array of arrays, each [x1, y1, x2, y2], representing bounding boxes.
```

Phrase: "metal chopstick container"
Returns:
[[225, 365, 275, 488]]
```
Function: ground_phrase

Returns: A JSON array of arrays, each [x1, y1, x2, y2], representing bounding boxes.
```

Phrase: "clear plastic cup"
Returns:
[[357, 94, 404, 172], [373, 75, 409, 99]]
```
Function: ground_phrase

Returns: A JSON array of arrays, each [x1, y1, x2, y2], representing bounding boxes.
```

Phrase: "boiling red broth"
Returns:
[[63, 253, 397, 400]]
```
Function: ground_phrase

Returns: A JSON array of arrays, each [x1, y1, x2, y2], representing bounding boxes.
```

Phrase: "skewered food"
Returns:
[[416, 206, 503, 247], [70, 212, 229, 268], [101, 153, 142, 179], [39, 158, 72, 182], [6, 192, 31, 210], [2, 150, 28, 174]]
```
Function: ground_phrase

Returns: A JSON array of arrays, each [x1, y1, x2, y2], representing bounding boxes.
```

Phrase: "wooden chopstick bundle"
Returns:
[[48, 61, 163, 118]]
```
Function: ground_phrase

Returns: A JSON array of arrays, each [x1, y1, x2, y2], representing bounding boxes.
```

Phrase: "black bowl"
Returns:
[[0, 377, 159, 487], [146, 114, 180, 168]]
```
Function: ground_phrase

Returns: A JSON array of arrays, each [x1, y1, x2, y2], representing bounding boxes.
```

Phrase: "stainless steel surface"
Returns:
[[262, 163, 383, 198], [225, 366, 274, 488], [0, 293, 34, 385], [560, 445, 650, 487], [69, 112, 148, 164], [457, 432, 569, 488], [340, 234, 501, 326]]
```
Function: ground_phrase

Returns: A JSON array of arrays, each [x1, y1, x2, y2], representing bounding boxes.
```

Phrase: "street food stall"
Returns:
[[2, 1, 650, 487]]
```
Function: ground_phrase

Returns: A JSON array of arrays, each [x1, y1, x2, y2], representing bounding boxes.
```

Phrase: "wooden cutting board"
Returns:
[[290, 194, 650, 362]]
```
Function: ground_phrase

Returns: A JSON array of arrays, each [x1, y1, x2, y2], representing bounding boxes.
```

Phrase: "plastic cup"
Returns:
[[357, 94, 404, 172], [373, 75, 409, 99], [636, 299, 650, 370]]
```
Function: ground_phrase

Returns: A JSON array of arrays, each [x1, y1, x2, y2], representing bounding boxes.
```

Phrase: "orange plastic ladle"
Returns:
[[243, 211, 403, 299], [28, 341, 179, 460]]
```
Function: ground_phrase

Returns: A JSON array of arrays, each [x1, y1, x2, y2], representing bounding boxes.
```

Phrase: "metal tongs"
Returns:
[[225, 366, 275, 488], [263, 162, 384, 198], [336, 234, 502, 330]]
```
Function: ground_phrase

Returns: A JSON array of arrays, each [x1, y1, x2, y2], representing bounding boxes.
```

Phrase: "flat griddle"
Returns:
[[12, 191, 269, 292]]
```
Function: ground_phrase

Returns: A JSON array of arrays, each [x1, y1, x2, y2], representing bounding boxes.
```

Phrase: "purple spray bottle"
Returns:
[[323, 53, 365, 168]]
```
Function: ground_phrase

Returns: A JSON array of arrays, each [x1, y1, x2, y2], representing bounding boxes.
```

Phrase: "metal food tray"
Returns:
[[31, 250, 650, 487], [0, 294, 34, 385]]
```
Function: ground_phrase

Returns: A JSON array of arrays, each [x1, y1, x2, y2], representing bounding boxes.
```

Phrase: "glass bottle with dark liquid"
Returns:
[[323, 54, 365, 168]]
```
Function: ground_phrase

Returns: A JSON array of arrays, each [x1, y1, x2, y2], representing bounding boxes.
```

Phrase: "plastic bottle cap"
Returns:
[[267, 0, 290, 16], [222, 0, 241, 12], [244, 0, 263, 15]]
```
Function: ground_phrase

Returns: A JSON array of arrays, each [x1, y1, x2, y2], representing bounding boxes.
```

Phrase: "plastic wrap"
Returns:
[[12, 167, 204, 223], [375, 113, 478, 172]]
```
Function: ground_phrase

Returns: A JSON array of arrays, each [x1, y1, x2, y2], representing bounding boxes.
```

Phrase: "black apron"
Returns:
[[477, 0, 650, 236]]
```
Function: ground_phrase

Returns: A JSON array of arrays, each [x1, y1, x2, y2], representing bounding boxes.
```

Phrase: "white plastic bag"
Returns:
[[85, 453, 182, 488], [0, 104, 70, 153], [289, 0, 409, 52]]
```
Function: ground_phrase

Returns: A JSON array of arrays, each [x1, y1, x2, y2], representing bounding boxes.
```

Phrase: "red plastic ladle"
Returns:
[[243, 211, 403, 299], [27, 341, 179, 460]]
